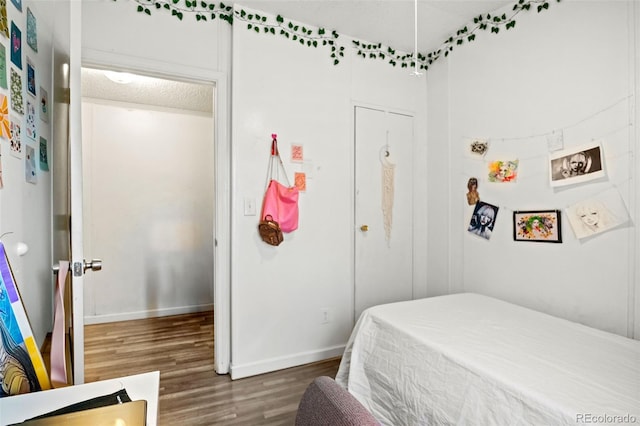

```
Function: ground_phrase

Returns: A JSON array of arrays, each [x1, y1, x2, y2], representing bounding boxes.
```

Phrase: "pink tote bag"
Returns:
[[261, 134, 299, 233]]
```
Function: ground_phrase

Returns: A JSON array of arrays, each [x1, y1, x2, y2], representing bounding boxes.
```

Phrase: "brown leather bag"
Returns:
[[258, 215, 284, 246]]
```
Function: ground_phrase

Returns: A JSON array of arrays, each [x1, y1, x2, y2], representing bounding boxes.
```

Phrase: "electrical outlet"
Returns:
[[244, 197, 257, 216], [321, 308, 331, 324]]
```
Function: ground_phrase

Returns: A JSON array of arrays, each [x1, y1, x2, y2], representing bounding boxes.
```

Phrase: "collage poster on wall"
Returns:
[[0, 242, 51, 397]]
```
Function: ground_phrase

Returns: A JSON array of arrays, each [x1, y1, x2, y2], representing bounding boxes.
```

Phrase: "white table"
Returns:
[[0, 371, 160, 425]]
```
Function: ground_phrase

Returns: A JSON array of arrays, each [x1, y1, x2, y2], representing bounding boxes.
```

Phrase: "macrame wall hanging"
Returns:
[[381, 132, 395, 245]]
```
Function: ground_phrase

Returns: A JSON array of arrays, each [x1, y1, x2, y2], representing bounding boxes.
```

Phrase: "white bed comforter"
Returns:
[[335, 293, 640, 425]]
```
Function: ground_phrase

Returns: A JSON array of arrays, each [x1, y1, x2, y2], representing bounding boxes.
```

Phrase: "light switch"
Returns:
[[244, 198, 257, 216]]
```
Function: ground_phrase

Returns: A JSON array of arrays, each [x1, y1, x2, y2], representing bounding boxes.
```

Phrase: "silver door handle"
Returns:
[[84, 259, 103, 272]]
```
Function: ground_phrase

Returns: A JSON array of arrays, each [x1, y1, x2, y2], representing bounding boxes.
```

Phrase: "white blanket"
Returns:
[[335, 293, 640, 425]]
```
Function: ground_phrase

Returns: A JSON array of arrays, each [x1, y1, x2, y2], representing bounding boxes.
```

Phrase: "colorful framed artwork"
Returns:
[[10, 21, 20, 70], [294, 172, 306, 191], [0, 242, 51, 397], [26, 7, 36, 52], [549, 142, 605, 187], [291, 144, 303, 162], [513, 210, 562, 243]]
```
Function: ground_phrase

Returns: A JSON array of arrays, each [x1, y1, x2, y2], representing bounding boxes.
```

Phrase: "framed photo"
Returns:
[[513, 210, 562, 243], [549, 142, 605, 187]]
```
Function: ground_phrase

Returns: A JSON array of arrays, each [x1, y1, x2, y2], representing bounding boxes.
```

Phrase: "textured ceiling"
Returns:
[[81, 67, 214, 114], [237, 0, 512, 53]]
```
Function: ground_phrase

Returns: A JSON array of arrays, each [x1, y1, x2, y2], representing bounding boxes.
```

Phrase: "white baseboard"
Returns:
[[230, 345, 345, 380], [84, 303, 214, 325]]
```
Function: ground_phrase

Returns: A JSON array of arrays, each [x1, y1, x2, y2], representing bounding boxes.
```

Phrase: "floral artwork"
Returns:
[[10, 22, 21, 70], [25, 98, 34, 139], [9, 115, 20, 157], [513, 210, 562, 243], [10, 67, 22, 114], [488, 159, 518, 182], [0, 0, 8, 38], [0, 94, 9, 139], [26, 8, 36, 52]]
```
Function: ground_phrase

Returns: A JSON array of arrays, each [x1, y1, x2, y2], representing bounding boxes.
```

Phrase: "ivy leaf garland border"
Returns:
[[125, 0, 560, 71]]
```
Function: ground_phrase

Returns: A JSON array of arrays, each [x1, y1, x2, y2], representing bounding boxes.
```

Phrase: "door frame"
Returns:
[[81, 49, 231, 374], [350, 102, 420, 324]]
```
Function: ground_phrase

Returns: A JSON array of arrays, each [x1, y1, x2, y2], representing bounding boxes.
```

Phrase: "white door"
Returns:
[[354, 106, 414, 320]]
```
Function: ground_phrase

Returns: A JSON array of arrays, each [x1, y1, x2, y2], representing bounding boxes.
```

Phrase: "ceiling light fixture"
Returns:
[[411, 0, 423, 77], [104, 70, 135, 84]]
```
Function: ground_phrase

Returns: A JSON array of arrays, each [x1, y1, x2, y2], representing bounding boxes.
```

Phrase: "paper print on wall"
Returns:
[[0, 242, 51, 397], [38, 136, 47, 171], [26, 59, 34, 96], [9, 115, 20, 157], [513, 210, 562, 243], [488, 159, 518, 183], [294, 172, 306, 192], [469, 138, 489, 157], [10, 67, 22, 114], [25, 98, 34, 139], [24, 143, 35, 183], [38, 86, 47, 122], [565, 188, 630, 241], [26, 8, 36, 52], [0, 0, 8, 38], [549, 142, 605, 187], [9, 0, 20, 12], [9, 22, 20, 70], [546, 129, 564, 152], [468, 201, 499, 240], [466, 177, 480, 205], [0, 94, 9, 139], [0, 147, 3, 188], [291, 144, 304, 162], [0, 44, 7, 89]]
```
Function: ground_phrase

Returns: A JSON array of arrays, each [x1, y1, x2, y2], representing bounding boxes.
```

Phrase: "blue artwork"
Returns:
[[10, 0, 20, 12], [26, 61, 34, 96]]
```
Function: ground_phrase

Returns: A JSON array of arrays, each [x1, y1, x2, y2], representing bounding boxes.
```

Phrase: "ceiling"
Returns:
[[237, 0, 512, 53]]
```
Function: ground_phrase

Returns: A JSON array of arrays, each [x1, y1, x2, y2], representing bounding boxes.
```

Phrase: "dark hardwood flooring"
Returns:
[[82, 311, 341, 425]]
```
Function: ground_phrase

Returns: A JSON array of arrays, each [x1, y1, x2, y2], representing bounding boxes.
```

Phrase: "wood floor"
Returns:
[[83, 311, 341, 425]]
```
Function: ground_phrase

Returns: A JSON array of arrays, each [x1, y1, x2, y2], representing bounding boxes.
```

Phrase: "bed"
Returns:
[[335, 293, 640, 425]]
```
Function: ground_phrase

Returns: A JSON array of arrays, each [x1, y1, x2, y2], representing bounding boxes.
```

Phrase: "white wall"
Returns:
[[230, 5, 427, 378], [427, 1, 639, 338], [0, 0, 59, 346], [81, 99, 214, 322]]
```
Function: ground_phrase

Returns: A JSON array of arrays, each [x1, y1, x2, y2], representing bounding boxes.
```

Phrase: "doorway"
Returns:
[[354, 106, 415, 320], [80, 67, 215, 346]]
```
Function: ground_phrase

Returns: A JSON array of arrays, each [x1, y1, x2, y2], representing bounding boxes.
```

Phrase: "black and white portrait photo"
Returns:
[[549, 142, 605, 187], [468, 201, 499, 240]]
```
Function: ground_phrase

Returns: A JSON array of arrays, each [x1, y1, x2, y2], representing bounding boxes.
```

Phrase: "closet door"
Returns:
[[354, 106, 414, 320]]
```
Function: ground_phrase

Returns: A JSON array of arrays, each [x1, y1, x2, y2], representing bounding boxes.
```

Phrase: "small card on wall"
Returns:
[[291, 144, 303, 163], [294, 172, 306, 192]]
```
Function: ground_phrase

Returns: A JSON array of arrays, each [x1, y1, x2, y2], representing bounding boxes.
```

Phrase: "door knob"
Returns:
[[360, 225, 369, 232], [84, 259, 103, 273]]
